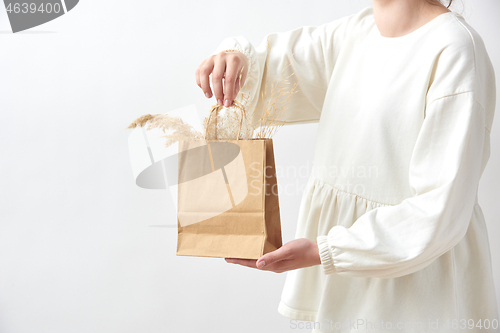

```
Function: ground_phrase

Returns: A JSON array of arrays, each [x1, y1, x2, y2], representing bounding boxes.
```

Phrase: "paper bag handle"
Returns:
[[204, 100, 247, 140]]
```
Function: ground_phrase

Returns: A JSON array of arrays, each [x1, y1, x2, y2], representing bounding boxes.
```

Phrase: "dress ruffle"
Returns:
[[279, 176, 499, 329], [295, 177, 392, 239]]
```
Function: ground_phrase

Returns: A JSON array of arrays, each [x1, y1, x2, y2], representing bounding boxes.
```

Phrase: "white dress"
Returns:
[[211, 6, 499, 332]]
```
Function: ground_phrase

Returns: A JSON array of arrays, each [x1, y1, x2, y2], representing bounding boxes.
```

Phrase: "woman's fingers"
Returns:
[[195, 51, 248, 104], [225, 258, 257, 268], [198, 57, 214, 99], [224, 56, 248, 107], [235, 65, 247, 97], [211, 54, 226, 106], [223, 56, 239, 107], [258, 259, 294, 273], [195, 59, 206, 91], [225, 257, 293, 273]]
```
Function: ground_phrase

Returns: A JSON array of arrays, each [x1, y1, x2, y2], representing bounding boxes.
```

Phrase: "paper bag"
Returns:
[[176, 104, 282, 259]]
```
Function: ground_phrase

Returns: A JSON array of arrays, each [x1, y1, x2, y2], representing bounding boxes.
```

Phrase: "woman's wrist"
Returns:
[[311, 241, 322, 266]]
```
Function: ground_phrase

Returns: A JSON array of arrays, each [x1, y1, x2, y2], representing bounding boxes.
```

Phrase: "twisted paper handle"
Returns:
[[204, 100, 247, 140]]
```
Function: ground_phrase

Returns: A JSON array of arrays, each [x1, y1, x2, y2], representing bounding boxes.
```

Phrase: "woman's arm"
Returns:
[[317, 91, 486, 278], [196, 8, 372, 128], [228, 90, 487, 276]]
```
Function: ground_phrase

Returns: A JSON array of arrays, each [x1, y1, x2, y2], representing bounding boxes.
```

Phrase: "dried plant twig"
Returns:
[[252, 38, 299, 139], [126, 113, 204, 148]]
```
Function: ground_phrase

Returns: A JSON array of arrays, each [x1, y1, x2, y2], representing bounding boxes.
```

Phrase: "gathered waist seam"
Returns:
[[309, 176, 396, 207]]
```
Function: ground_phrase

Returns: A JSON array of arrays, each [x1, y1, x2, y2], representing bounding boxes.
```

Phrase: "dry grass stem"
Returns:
[[126, 113, 204, 148], [252, 38, 299, 139]]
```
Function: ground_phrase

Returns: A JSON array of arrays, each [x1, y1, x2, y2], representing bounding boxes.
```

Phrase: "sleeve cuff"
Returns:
[[317, 235, 337, 275]]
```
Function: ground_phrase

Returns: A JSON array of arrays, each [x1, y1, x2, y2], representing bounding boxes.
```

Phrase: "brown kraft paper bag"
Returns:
[[176, 103, 282, 259]]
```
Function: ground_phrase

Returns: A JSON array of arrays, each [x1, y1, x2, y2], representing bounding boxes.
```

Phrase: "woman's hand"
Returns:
[[225, 238, 322, 273], [195, 50, 249, 108]]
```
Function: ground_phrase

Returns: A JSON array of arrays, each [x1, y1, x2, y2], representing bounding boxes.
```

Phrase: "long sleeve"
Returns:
[[317, 91, 487, 278], [210, 7, 372, 128]]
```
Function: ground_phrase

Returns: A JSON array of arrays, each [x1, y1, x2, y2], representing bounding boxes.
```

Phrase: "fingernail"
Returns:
[[257, 260, 266, 268], [205, 92, 210, 98], [224, 99, 231, 107], [217, 99, 223, 105]]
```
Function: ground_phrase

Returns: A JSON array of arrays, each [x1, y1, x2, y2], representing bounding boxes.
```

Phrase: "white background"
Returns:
[[0, 0, 499, 332]]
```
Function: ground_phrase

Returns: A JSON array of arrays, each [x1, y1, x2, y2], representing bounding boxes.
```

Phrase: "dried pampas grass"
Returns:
[[126, 113, 204, 148], [204, 99, 249, 140], [253, 38, 299, 139]]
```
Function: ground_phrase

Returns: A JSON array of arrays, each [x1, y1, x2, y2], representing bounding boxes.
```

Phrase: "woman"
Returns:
[[195, 0, 499, 331]]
